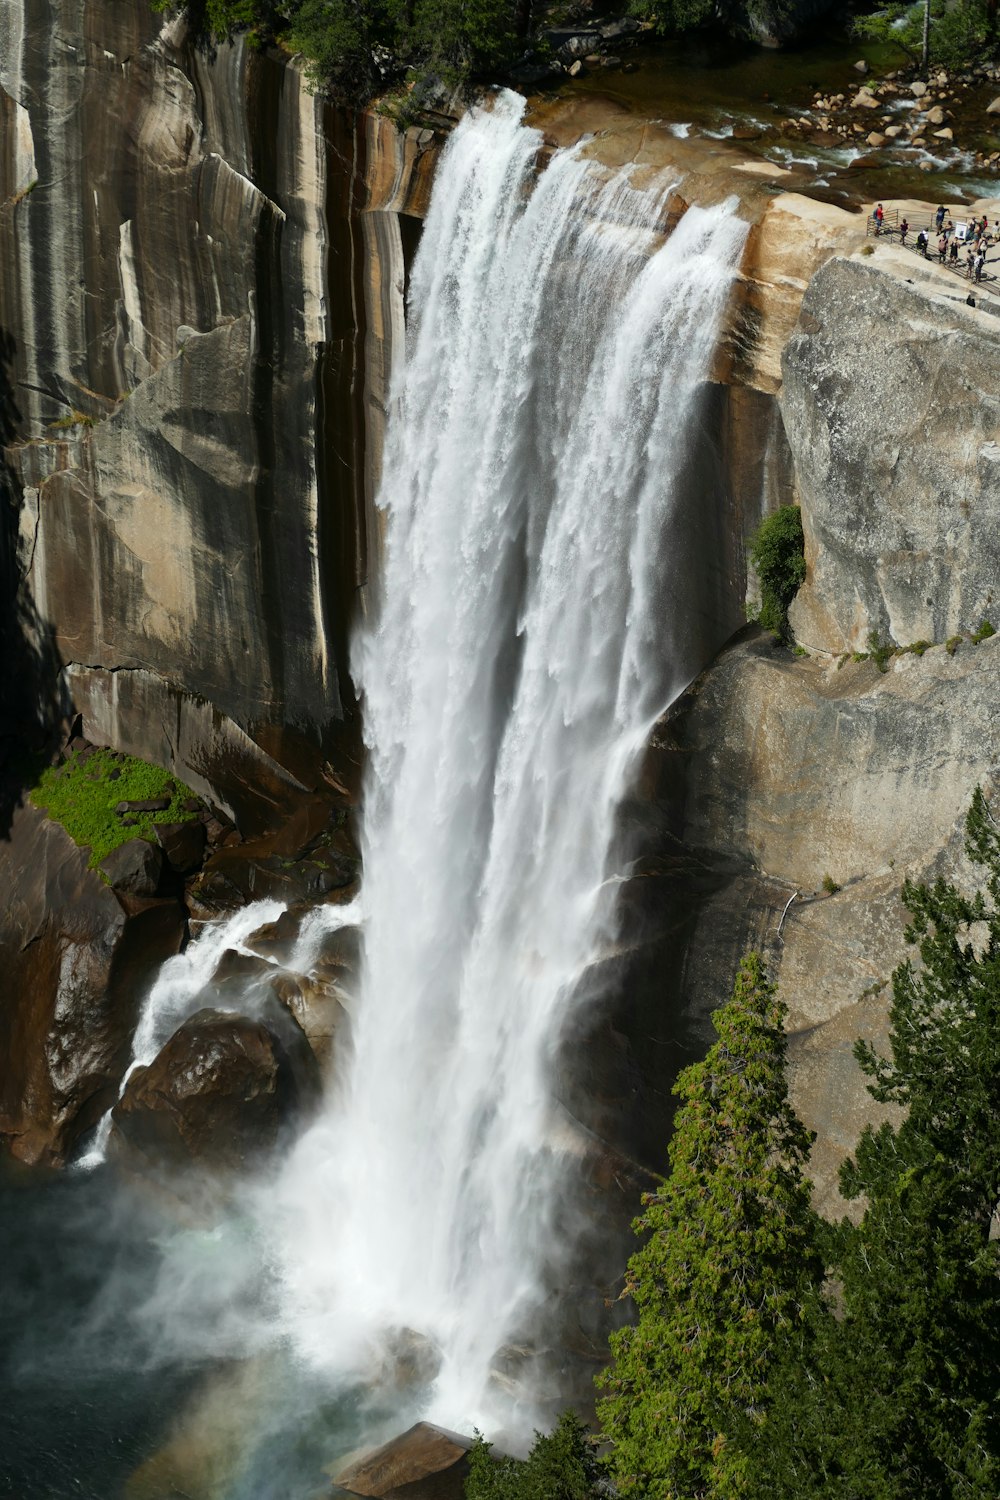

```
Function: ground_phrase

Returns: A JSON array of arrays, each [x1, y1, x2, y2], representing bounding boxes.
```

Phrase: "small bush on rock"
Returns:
[[748, 505, 806, 641]]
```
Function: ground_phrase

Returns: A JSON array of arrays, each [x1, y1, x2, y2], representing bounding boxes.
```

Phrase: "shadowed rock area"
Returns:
[[110, 1007, 320, 1173], [0, 803, 185, 1165]]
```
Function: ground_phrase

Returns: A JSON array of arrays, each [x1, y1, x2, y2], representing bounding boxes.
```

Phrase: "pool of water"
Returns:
[[0, 1160, 409, 1500], [560, 28, 1000, 204]]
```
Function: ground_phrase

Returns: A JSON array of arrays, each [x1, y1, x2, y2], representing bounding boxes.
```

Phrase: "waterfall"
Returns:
[[269, 89, 748, 1432]]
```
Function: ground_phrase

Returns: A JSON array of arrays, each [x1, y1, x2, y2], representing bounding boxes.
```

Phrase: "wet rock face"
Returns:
[[110, 1008, 319, 1173], [0, 803, 185, 1166], [783, 255, 1000, 654], [0, 0, 393, 821]]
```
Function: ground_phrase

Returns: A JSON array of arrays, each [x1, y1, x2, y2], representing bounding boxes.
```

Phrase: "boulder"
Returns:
[[98, 837, 164, 896], [109, 1008, 318, 1172], [932, 126, 954, 141], [782, 256, 1000, 653], [335, 1423, 474, 1500], [600, 16, 640, 38], [910, 79, 928, 97], [925, 105, 946, 125], [114, 796, 170, 814], [154, 818, 207, 874], [987, 96, 1000, 113], [853, 59, 868, 74], [866, 131, 886, 147], [0, 803, 185, 1165]]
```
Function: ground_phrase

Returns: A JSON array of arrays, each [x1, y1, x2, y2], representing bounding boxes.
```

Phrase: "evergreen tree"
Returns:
[[853, 0, 994, 71], [597, 952, 821, 1498], [465, 1413, 600, 1500], [745, 790, 1000, 1498]]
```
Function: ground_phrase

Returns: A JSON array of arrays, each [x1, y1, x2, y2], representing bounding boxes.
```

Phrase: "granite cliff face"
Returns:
[[0, 0, 432, 822]]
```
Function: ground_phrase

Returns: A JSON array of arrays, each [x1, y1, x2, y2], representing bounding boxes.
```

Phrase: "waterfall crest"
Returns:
[[271, 89, 748, 1431]]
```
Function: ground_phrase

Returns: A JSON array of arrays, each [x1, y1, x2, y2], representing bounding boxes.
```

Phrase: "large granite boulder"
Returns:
[[783, 253, 1000, 654], [109, 1007, 320, 1173], [0, 802, 185, 1165], [335, 1423, 474, 1500]]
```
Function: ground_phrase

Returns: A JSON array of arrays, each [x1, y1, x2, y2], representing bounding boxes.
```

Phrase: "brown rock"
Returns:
[[866, 131, 886, 148], [98, 837, 164, 896], [154, 818, 207, 874], [335, 1423, 474, 1500], [110, 1009, 317, 1172], [0, 803, 185, 1165], [114, 796, 170, 814]]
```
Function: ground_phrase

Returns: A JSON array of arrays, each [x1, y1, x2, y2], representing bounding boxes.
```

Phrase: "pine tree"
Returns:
[[465, 1413, 600, 1500], [596, 952, 821, 1498], [745, 790, 1000, 1498]]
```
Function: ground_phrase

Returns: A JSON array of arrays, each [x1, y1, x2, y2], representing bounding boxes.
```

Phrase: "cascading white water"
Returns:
[[269, 89, 748, 1432]]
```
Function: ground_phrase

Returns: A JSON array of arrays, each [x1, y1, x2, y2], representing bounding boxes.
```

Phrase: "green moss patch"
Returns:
[[31, 748, 198, 869]]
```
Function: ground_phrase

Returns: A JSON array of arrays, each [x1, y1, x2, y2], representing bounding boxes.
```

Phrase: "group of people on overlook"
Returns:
[[872, 201, 994, 283]]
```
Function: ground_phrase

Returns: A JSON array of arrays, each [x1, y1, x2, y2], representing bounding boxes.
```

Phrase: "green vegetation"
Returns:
[[849, 630, 895, 672], [48, 409, 95, 431], [742, 789, 1000, 1496], [153, 0, 516, 100], [597, 952, 821, 1498], [465, 1413, 600, 1499], [853, 0, 996, 71], [821, 872, 841, 894], [627, 0, 794, 40], [972, 617, 996, 643], [466, 806, 1000, 1494], [748, 504, 806, 640], [31, 747, 197, 869]]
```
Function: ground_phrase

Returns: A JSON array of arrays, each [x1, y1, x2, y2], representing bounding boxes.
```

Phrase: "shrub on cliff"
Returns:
[[596, 952, 822, 1498], [741, 789, 1000, 1497], [153, 0, 515, 99], [748, 504, 805, 641]]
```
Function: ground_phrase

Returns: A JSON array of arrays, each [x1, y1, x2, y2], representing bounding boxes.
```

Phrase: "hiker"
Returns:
[[900, 217, 909, 244], [967, 245, 976, 277], [916, 228, 929, 257], [975, 251, 986, 283], [873, 202, 884, 234], [938, 233, 948, 262], [935, 204, 945, 232], [950, 237, 960, 264]]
